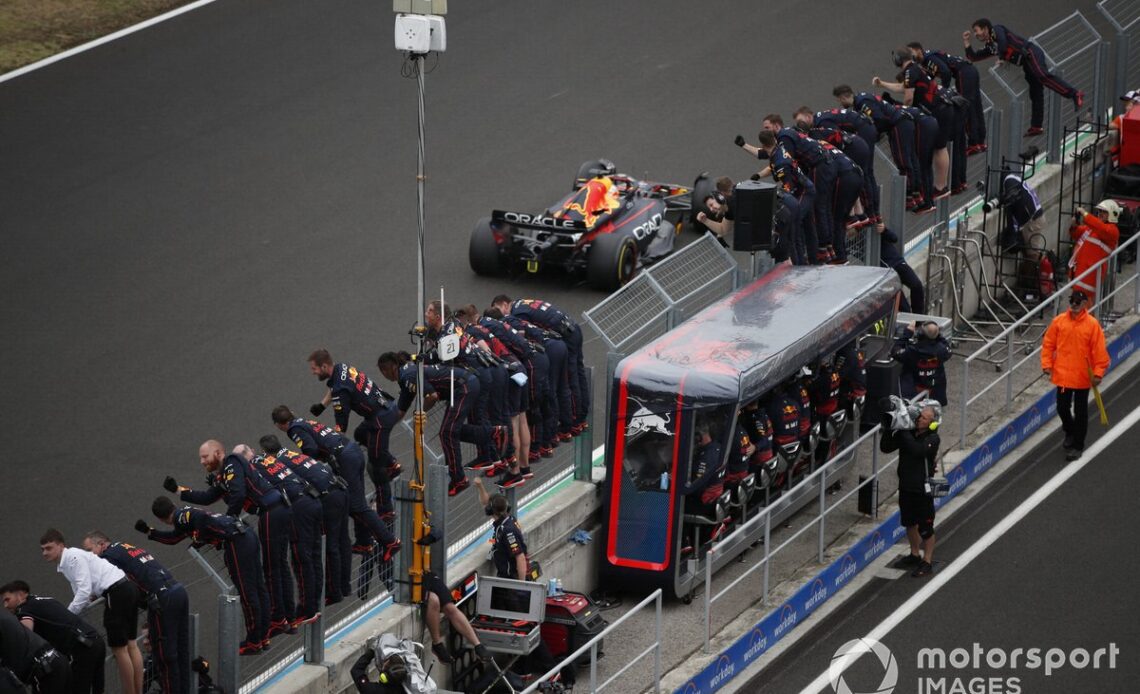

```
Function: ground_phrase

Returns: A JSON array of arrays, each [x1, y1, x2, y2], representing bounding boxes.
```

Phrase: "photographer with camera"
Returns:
[[351, 646, 406, 693], [984, 169, 1044, 254], [880, 400, 941, 578]]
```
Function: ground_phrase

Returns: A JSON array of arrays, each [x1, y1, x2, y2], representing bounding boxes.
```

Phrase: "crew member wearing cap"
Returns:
[[1069, 201, 1121, 299], [893, 321, 952, 406], [1041, 292, 1110, 461], [1109, 91, 1140, 159]]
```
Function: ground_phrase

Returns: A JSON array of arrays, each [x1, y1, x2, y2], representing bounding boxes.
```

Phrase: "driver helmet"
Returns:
[[592, 159, 617, 178]]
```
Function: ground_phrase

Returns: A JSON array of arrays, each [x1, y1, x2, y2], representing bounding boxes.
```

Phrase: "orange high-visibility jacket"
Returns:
[[1041, 309, 1110, 389], [1069, 213, 1119, 296]]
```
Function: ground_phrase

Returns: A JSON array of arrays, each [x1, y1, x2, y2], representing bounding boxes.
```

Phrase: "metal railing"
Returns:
[[697, 424, 900, 653], [958, 231, 1140, 448], [1099, 0, 1140, 99], [520, 589, 663, 694]]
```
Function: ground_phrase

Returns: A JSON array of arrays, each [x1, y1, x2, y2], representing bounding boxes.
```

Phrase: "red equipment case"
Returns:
[[540, 591, 609, 664]]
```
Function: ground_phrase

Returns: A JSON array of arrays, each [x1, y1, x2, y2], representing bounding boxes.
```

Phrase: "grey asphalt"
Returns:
[[741, 371, 1140, 693], [0, 0, 1107, 685]]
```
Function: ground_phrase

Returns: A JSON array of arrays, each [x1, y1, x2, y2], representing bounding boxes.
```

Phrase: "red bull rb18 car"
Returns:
[[468, 159, 692, 291]]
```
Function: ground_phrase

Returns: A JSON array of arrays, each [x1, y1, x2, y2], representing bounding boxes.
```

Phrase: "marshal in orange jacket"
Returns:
[[1041, 308, 1110, 389], [1068, 212, 1119, 298]]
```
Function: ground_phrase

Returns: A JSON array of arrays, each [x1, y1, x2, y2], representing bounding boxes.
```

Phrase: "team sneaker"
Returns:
[[539, 446, 555, 458], [291, 613, 320, 629], [382, 539, 402, 562], [499, 472, 526, 489], [911, 561, 933, 578], [912, 202, 936, 215], [351, 543, 375, 555], [386, 462, 402, 479], [267, 619, 296, 638], [527, 449, 541, 464], [932, 187, 950, 200], [258, 638, 272, 651], [897, 553, 923, 569], [448, 478, 471, 497], [1025, 126, 1044, 136], [239, 640, 262, 656], [570, 422, 590, 436], [474, 644, 493, 662], [519, 467, 535, 480], [465, 459, 498, 472], [951, 182, 971, 195]]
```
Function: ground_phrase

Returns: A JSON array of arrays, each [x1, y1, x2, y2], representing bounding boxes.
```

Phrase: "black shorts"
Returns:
[[899, 491, 935, 535], [507, 379, 525, 417], [103, 579, 141, 647], [422, 572, 454, 607]]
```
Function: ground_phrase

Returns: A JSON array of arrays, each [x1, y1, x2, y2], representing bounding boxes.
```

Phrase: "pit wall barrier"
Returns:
[[260, 479, 602, 694], [671, 316, 1140, 694]]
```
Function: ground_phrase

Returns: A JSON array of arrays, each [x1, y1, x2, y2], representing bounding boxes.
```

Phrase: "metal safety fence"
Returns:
[[989, 11, 1106, 166], [520, 589, 664, 694], [1100, 0, 1140, 99], [697, 424, 901, 653], [957, 231, 1140, 449]]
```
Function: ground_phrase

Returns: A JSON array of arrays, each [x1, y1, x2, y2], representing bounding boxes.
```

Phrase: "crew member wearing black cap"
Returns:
[[142, 498, 270, 654], [83, 533, 188, 694], [0, 608, 70, 694], [308, 351, 403, 517], [272, 407, 400, 579], [907, 42, 987, 154], [1, 582, 99, 693]]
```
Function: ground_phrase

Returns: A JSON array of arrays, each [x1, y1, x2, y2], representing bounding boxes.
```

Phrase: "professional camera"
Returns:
[[878, 395, 921, 432]]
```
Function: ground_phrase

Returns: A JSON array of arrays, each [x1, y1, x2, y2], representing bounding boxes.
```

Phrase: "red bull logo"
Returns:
[[560, 177, 620, 228]]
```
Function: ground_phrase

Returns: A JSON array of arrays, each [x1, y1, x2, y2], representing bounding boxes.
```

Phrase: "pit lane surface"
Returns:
[[737, 369, 1140, 694], [0, 0, 1102, 664]]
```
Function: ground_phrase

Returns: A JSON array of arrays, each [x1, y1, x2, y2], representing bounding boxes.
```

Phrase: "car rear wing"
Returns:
[[492, 210, 588, 232]]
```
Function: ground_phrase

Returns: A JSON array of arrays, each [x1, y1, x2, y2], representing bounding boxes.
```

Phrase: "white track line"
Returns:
[[800, 402, 1140, 694], [0, 0, 218, 85]]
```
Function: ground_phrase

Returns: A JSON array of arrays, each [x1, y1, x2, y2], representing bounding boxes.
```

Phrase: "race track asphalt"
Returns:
[[740, 367, 1140, 693], [0, 0, 1104, 641]]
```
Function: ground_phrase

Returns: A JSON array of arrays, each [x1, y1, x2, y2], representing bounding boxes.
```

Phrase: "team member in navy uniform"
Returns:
[[490, 308, 563, 453], [0, 582, 100, 693], [680, 420, 727, 549], [144, 497, 270, 654], [308, 350, 402, 517], [893, 321, 952, 406], [497, 296, 590, 435], [175, 440, 297, 635], [377, 351, 511, 495], [271, 408, 400, 580], [964, 18, 1083, 135], [239, 445, 325, 625], [761, 115, 843, 262], [258, 436, 352, 606], [0, 608, 70, 694], [83, 533, 188, 694], [793, 107, 879, 227], [834, 85, 922, 211], [737, 135, 816, 264], [875, 49, 968, 197], [478, 308, 552, 462], [877, 224, 926, 313], [908, 42, 986, 153]]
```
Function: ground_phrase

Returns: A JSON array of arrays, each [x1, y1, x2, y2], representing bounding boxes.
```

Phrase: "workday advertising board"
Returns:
[[676, 319, 1140, 693]]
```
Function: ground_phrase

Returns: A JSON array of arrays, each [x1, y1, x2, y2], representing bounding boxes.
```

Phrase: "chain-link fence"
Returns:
[[1101, 0, 1140, 103]]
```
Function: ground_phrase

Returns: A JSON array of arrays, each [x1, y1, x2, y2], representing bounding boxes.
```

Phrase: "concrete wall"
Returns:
[[266, 480, 602, 694]]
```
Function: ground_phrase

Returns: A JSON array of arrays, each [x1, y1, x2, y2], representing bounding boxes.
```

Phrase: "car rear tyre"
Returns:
[[690, 172, 715, 233], [469, 217, 505, 276], [587, 234, 638, 291]]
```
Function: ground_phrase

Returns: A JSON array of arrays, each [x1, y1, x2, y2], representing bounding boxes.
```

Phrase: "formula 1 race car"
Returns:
[[468, 159, 693, 291]]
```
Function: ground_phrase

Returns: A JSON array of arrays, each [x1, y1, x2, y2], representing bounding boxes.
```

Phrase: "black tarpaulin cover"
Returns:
[[614, 264, 900, 406]]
